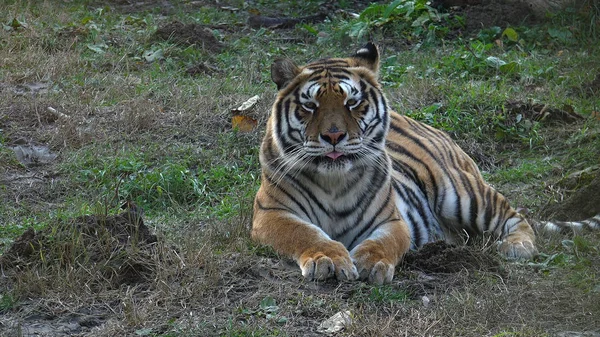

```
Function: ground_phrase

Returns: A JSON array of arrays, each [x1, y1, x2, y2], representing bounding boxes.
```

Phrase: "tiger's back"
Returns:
[[386, 112, 525, 248]]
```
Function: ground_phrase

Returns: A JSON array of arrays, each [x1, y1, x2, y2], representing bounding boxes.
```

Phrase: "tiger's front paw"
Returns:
[[298, 242, 359, 282], [498, 234, 538, 259], [351, 245, 396, 285]]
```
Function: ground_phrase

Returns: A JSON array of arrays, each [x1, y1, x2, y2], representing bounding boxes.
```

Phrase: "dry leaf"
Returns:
[[232, 115, 257, 132], [233, 95, 260, 113]]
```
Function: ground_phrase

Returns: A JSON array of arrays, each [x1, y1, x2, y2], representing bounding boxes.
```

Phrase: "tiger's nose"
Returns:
[[320, 131, 346, 145]]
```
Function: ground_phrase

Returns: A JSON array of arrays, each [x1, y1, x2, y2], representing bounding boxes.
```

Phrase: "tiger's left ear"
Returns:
[[271, 58, 300, 91], [352, 42, 380, 75]]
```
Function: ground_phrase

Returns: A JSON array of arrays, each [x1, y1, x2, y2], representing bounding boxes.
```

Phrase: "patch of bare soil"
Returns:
[[543, 170, 600, 221], [153, 21, 224, 53], [403, 241, 501, 274], [88, 0, 211, 15], [247, 13, 328, 29], [438, 0, 541, 34], [501, 100, 585, 125], [0, 203, 164, 336], [574, 73, 600, 98], [1, 202, 157, 284], [397, 241, 505, 298]]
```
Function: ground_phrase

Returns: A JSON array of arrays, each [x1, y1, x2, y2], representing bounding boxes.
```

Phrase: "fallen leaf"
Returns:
[[232, 115, 257, 132], [87, 43, 108, 54], [502, 27, 518, 42], [143, 49, 164, 62], [10, 17, 27, 29], [233, 95, 260, 113], [248, 8, 261, 15]]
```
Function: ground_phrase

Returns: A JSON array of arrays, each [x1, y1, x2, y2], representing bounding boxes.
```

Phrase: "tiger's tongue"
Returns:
[[326, 151, 344, 160]]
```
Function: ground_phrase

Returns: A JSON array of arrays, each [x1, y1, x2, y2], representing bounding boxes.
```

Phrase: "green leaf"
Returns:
[[485, 56, 506, 69], [499, 61, 520, 73], [80, 16, 93, 25], [360, 3, 385, 20], [383, 0, 403, 19], [548, 27, 573, 43], [86, 43, 108, 54], [143, 49, 164, 62], [412, 12, 430, 27], [259, 296, 278, 313], [135, 328, 153, 336], [10, 17, 27, 29], [502, 27, 518, 42], [301, 23, 318, 36]]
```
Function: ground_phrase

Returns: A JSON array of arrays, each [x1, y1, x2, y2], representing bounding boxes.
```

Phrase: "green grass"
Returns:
[[60, 140, 259, 216]]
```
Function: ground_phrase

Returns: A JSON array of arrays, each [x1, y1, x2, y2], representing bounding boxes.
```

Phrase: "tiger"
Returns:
[[251, 42, 600, 285]]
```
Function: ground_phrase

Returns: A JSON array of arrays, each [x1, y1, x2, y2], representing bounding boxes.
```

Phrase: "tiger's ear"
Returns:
[[271, 58, 300, 90], [352, 42, 380, 74]]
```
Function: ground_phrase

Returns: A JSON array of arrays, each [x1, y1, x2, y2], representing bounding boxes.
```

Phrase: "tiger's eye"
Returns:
[[346, 99, 357, 106], [302, 102, 317, 111]]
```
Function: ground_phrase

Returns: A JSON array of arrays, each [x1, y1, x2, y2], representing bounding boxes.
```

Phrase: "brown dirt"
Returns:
[[403, 241, 501, 274], [1, 202, 158, 286], [153, 21, 224, 53], [88, 0, 213, 15], [574, 72, 600, 98], [247, 13, 328, 29], [440, 0, 542, 34], [501, 100, 585, 125], [543, 170, 600, 221]]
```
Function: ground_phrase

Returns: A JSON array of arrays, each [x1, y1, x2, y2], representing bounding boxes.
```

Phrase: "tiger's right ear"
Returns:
[[352, 42, 380, 74], [271, 58, 300, 90]]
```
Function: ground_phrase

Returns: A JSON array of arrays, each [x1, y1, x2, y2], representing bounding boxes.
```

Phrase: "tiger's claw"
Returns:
[[298, 243, 359, 282]]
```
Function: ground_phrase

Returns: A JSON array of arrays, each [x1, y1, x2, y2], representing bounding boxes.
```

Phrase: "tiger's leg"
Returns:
[[252, 198, 359, 282], [497, 215, 537, 259], [439, 169, 538, 259], [349, 219, 411, 285]]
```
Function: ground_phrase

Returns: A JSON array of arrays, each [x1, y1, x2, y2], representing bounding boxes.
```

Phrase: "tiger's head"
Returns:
[[263, 43, 390, 177]]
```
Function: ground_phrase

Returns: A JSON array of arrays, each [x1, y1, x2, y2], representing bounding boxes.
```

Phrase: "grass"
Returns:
[[1, 0, 599, 336]]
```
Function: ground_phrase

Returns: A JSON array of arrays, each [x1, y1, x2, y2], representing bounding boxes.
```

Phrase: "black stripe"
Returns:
[[256, 200, 293, 213], [392, 181, 424, 247], [388, 121, 462, 224], [263, 174, 312, 220], [483, 186, 494, 233], [386, 141, 440, 208], [334, 162, 389, 238], [348, 185, 394, 248]]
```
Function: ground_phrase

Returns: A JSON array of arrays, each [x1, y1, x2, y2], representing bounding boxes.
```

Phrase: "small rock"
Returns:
[[422, 295, 431, 308], [317, 310, 352, 335]]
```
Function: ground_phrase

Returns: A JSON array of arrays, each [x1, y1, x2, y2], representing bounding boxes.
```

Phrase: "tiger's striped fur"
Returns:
[[251, 43, 595, 284]]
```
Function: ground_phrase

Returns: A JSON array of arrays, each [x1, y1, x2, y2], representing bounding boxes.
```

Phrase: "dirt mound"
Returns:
[[574, 73, 600, 98], [153, 21, 224, 53], [402, 241, 501, 273], [461, 1, 540, 33], [502, 100, 584, 125], [543, 170, 600, 221], [1, 202, 158, 287], [433, 0, 541, 34]]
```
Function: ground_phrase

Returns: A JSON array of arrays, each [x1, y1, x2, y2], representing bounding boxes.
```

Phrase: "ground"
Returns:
[[0, 0, 599, 336]]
